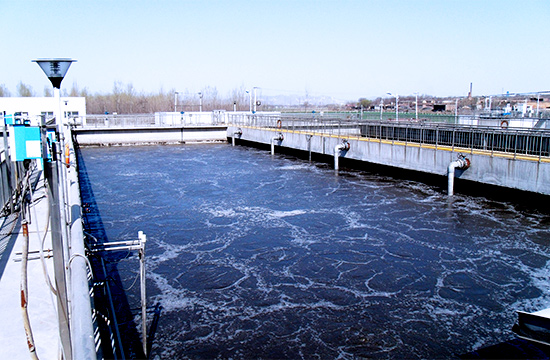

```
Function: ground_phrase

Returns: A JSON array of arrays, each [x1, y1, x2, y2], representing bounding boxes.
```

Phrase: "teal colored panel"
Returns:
[[12, 125, 42, 161]]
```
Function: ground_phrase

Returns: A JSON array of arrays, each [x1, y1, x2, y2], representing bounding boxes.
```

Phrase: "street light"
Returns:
[[414, 92, 419, 120], [387, 92, 399, 121], [246, 90, 252, 113], [33, 58, 76, 89], [198, 92, 203, 112], [174, 92, 181, 112], [33, 58, 76, 131], [253, 87, 259, 113], [32, 58, 76, 357]]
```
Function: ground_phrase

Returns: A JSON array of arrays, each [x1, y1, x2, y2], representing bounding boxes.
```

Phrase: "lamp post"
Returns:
[[174, 92, 181, 112], [414, 92, 419, 120], [198, 92, 203, 112], [455, 98, 459, 124], [387, 92, 399, 121], [253, 87, 259, 113], [32, 57, 76, 360], [33, 58, 76, 133], [246, 90, 252, 112]]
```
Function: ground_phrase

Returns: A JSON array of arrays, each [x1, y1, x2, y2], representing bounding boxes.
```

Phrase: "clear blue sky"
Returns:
[[2, 0, 549, 101]]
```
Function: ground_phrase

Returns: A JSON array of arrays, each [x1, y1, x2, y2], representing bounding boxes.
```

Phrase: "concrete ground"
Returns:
[[0, 171, 60, 359]]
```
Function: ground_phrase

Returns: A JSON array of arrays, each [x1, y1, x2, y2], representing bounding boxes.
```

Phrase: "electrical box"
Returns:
[[9, 124, 42, 161]]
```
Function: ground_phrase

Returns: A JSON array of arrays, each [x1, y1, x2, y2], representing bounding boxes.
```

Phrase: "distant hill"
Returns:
[[261, 94, 348, 106]]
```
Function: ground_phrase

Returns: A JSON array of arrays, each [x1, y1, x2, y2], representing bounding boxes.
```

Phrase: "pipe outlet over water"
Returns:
[[334, 140, 350, 171], [447, 155, 471, 196], [232, 128, 242, 146], [271, 133, 284, 155]]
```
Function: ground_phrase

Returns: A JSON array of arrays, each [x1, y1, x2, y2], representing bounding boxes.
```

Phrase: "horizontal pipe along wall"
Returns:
[[227, 126, 550, 196]]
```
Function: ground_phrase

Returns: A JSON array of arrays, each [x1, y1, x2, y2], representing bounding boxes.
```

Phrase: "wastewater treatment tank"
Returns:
[[78, 143, 550, 359]]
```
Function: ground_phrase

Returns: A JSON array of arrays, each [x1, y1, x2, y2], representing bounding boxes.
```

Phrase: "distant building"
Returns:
[[0, 97, 86, 126]]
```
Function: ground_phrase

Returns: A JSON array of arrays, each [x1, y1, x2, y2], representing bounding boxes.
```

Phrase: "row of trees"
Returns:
[[0, 81, 264, 114], [5, 81, 478, 114]]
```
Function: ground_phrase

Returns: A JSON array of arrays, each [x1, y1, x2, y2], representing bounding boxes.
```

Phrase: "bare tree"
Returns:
[[82, 82, 269, 114], [16, 82, 34, 97], [230, 85, 249, 111], [44, 85, 52, 97], [0, 84, 11, 97]]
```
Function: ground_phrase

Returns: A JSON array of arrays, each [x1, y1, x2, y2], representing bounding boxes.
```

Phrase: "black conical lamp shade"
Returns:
[[32, 58, 76, 89]]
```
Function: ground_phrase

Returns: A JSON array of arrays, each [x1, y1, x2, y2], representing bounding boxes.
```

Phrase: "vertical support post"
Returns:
[[396, 95, 399, 122], [139, 231, 147, 357], [415, 93, 418, 120], [253, 87, 258, 113], [539, 132, 544, 162], [2, 119, 14, 213], [44, 142, 72, 360], [455, 99, 458, 124], [307, 135, 312, 162]]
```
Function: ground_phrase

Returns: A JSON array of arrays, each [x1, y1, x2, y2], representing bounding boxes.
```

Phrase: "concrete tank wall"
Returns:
[[228, 126, 550, 195], [75, 126, 227, 145]]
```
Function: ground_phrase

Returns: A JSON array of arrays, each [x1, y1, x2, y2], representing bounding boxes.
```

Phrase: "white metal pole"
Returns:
[[396, 94, 399, 121], [139, 231, 147, 357], [415, 93, 418, 120], [54, 88, 63, 135], [455, 98, 458, 124], [253, 87, 258, 113]]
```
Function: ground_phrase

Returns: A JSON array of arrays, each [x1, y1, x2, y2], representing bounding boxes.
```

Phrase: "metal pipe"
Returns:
[[20, 220, 39, 360], [447, 156, 470, 196], [271, 133, 284, 155], [139, 231, 147, 357], [44, 142, 72, 359], [232, 128, 242, 147], [334, 140, 350, 171], [66, 128, 98, 360]]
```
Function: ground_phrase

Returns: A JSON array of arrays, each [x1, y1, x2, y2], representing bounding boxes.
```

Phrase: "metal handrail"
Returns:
[[228, 114, 550, 159]]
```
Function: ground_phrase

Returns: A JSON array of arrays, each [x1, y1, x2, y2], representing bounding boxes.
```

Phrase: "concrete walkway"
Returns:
[[0, 171, 60, 359]]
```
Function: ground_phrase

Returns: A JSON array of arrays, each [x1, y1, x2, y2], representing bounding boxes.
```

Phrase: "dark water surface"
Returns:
[[80, 144, 550, 359]]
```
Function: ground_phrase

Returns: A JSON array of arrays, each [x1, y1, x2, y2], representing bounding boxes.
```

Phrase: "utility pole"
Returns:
[[174, 92, 180, 112], [253, 87, 259, 113], [246, 90, 252, 112], [414, 93, 419, 120]]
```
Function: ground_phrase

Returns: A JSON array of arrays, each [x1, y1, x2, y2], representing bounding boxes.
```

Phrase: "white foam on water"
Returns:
[[80, 145, 550, 359], [269, 209, 308, 218]]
